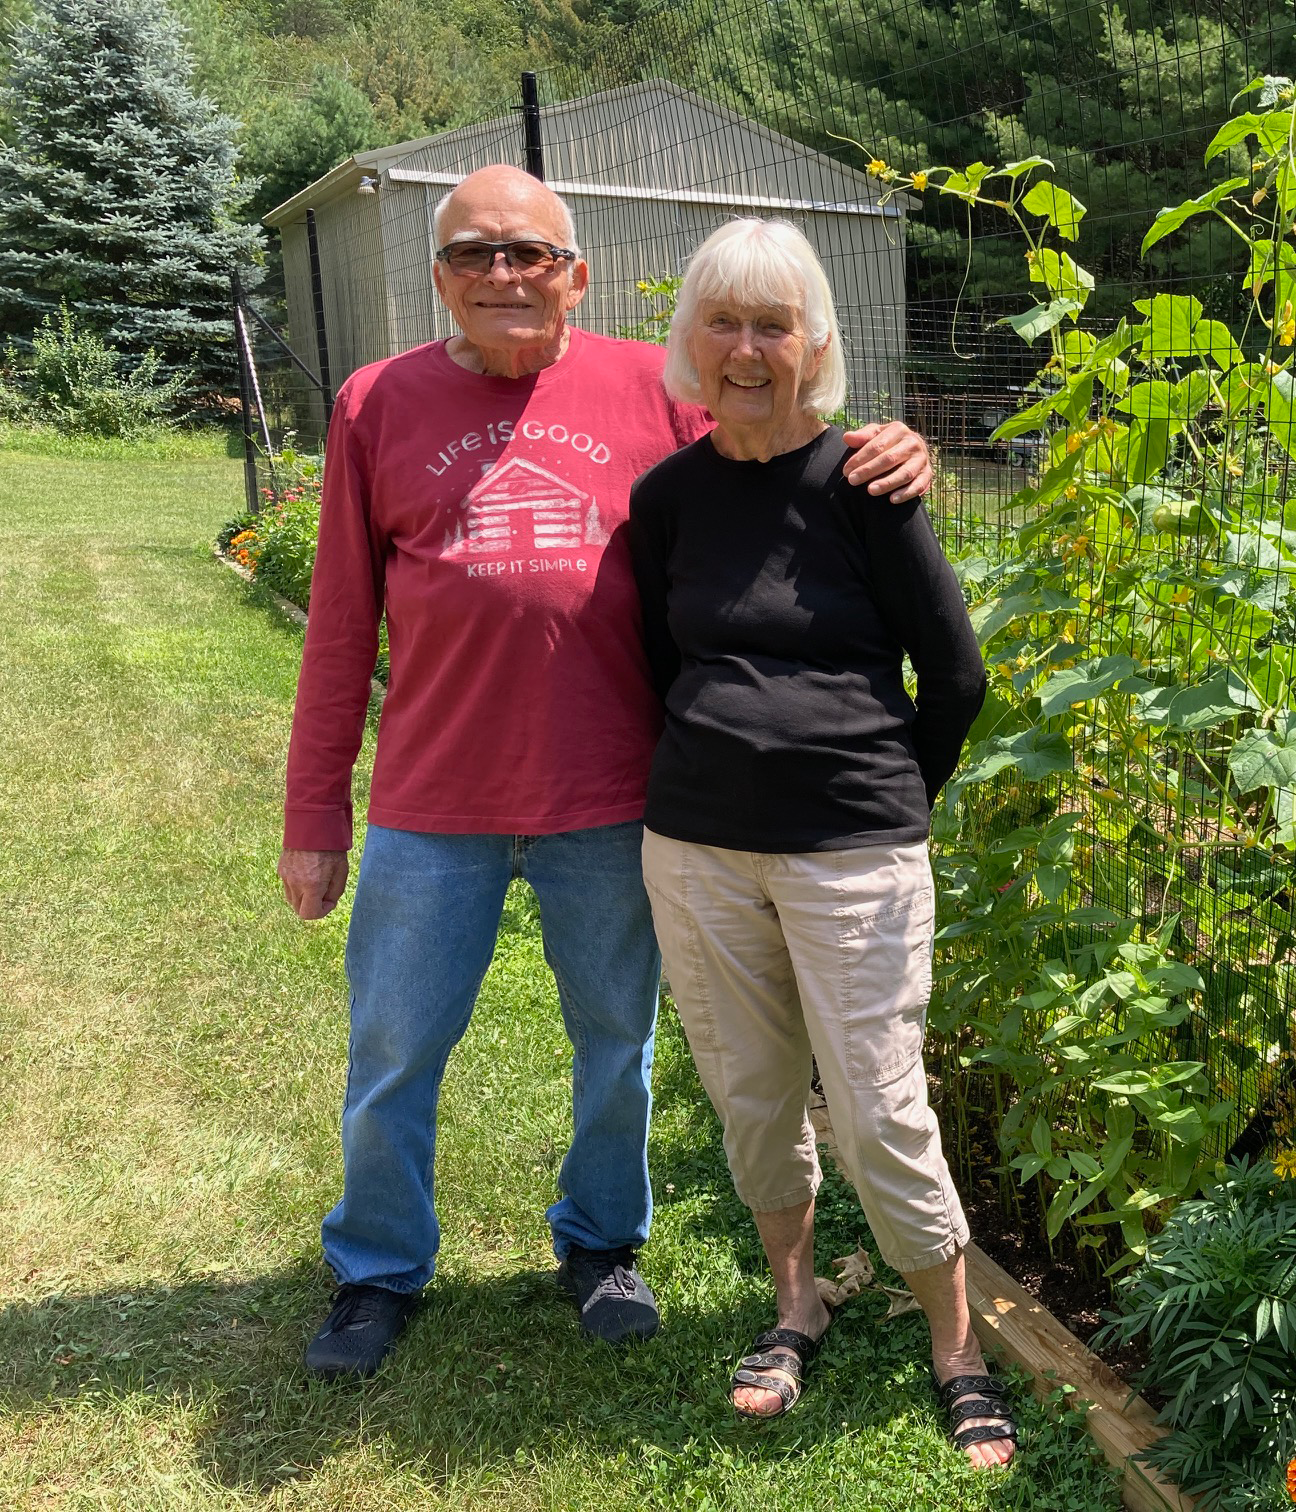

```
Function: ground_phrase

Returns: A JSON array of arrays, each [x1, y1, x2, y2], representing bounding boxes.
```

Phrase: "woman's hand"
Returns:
[[841, 422, 932, 502]]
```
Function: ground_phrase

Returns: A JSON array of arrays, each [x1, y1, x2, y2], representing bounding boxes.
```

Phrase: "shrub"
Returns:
[[1094, 1158, 1296, 1510], [0, 305, 189, 437]]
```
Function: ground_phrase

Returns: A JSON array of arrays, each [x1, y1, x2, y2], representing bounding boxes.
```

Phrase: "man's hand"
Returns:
[[842, 421, 933, 503], [278, 847, 350, 920]]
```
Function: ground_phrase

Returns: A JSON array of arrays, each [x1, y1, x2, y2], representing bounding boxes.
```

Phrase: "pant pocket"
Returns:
[[838, 889, 936, 1089]]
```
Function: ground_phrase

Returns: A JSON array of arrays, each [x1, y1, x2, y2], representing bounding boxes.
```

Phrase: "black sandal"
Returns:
[[932, 1371, 1018, 1458], [731, 1326, 825, 1420]]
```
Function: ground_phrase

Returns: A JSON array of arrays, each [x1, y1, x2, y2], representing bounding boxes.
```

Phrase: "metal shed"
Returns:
[[263, 79, 909, 421]]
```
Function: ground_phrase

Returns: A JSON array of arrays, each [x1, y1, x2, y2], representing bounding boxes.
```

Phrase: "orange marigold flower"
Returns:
[[1286, 1455, 1296, 1500]]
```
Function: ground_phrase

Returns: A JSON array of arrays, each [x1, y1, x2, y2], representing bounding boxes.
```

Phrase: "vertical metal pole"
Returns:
[[521, 71, 544, 182], [305, 208, 334, 425], [230, 269, 259, 516]]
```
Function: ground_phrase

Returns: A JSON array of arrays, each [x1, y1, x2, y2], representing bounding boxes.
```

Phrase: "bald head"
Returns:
[[432, 165, 580, 253]]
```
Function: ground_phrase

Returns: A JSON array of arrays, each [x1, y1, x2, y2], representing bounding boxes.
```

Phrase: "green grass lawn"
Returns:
[[0, 444, 1123, 1510]]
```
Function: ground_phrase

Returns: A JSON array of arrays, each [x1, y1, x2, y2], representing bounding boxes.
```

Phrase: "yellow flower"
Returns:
[[1066, 432, 1083, 454], [1171, 586, 1192, 605], [1226, 453, 1244, 477], [1025, 250, 1037, 264], [911, 171, 928, 192], [1274, 1149, 1296, 1180], [1064, 484, 1079, 500], [867, 158, 888, 178], [1255, 186, 1270, 207]]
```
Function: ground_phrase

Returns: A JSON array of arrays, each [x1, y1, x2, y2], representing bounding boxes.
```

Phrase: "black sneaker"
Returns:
[[557, 1245, 659, 1343], [304, 1283, 421, 1380]]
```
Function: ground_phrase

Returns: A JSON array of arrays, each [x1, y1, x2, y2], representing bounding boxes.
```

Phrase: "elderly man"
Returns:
[[280, 163, 934, 1379]]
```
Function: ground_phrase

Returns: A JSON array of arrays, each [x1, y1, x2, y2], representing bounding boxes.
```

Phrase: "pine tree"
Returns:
[[0, 0, 262, 394]]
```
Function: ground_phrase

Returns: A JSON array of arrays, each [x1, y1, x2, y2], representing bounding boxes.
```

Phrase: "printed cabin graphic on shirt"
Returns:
[[442, 457, 611, 556]]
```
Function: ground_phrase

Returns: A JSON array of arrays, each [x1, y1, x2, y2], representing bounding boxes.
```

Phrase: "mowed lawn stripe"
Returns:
[[0, 448, 1121, 1510]]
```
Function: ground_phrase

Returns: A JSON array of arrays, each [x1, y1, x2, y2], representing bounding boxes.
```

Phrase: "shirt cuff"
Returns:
[[283, 804, 353, 852]]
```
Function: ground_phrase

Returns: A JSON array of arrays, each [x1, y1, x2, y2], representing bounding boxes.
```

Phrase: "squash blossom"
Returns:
[[911, 171, 928, 191]]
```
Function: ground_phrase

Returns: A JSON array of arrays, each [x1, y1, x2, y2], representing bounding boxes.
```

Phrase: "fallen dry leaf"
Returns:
[[813, 1247, 918, 1319]]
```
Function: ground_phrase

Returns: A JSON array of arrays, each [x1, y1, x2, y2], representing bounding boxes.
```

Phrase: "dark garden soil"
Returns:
[[957, 1177, 1154, 1393]]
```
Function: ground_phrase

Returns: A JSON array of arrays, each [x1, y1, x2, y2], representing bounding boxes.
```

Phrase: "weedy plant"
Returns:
[[1093, 1158, 1296, 1510], [0, 304, 188, 438], [856, 77, 1296, 1272]]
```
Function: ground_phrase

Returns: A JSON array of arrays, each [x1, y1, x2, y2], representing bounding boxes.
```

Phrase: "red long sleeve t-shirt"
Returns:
[[283, 328, 711, 850]]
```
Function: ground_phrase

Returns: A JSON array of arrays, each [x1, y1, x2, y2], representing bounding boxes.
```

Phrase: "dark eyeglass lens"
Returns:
[[508, 242, 554, 267], [445, 241, 555, 271]]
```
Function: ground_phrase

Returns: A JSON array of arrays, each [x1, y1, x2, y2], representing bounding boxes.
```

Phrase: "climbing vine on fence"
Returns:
[[861, 78, 1296, 1269]]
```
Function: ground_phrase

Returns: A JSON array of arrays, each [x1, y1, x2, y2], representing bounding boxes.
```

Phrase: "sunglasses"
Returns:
[[435, 240, 578, 275]]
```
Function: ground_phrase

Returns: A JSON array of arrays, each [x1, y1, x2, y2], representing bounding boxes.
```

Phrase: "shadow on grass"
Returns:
[[0, 1258, 946, 1498]]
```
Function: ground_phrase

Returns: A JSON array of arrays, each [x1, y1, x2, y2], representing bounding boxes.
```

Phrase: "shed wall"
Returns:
[[376, 181, 904, 419], [394, 84, 884, 208]]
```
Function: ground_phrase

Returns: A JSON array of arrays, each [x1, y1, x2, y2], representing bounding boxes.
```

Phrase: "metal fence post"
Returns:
[[230, 269, 259, 516], [521, 71, 544, 181], [305, 208, 334, 425]]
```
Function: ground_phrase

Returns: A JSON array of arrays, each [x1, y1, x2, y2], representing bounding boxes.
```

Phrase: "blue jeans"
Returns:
[[321, 821, 659, 1293]]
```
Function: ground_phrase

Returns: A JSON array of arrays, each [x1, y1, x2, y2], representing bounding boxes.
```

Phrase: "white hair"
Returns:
[[431, 181, 580, 254], [663, 218, 846, 416]]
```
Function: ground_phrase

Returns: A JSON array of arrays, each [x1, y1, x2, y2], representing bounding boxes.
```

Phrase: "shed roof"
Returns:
[[263, 78, 910, 228]]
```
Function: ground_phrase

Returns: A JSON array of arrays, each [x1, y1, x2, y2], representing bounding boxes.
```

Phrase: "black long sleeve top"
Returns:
[[626, 426, 987, 853]]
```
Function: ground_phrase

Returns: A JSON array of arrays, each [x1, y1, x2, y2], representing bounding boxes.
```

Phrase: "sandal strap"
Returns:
[[739, 1351, 804, 1382], [952, 1421, 1018, 1450], [947, 1395, 1012, 1427], [933, 1372, 1005, 1408], [753, 1327, 821, 1362], [728, 1372, 798, 1415], [732, 1366, 797, 1408]]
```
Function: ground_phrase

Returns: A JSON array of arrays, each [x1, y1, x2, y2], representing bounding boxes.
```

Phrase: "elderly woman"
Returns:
[[626, 219, 1015, 1468]]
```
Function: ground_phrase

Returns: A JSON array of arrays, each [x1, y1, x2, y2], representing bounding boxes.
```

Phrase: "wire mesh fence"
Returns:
[[237, 0, 1296, 1165]]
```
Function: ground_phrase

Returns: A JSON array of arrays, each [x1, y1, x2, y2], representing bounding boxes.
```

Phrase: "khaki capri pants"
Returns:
[[642, 830, 969, 1275]]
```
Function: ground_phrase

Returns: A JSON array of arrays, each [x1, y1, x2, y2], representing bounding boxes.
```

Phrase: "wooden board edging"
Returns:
[[963, 1242, 1195, 1512]]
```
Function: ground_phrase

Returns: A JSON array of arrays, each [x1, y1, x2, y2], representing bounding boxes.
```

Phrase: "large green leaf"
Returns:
[[1036, 656, 1141, 716], [1229, 712, 1296, 791], [997, 155, 1055, 180], [1029, 248, 1095, 305], [998, 299, 1083, 342], [943, 161, 993, 199], [1134, 293, 1201, 360], [1141, 179, 1248, 256], [990, 391, 1063, 442], [1205, 113, 1264, 162], [1265, 368, 1296, 463], [1243, 238, 1296, 295], [951, 728, 1073, 792], [1021, 180, 1087, 241], [1191, 319, 1243, 369], [1132, 669, 1261, 730]]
